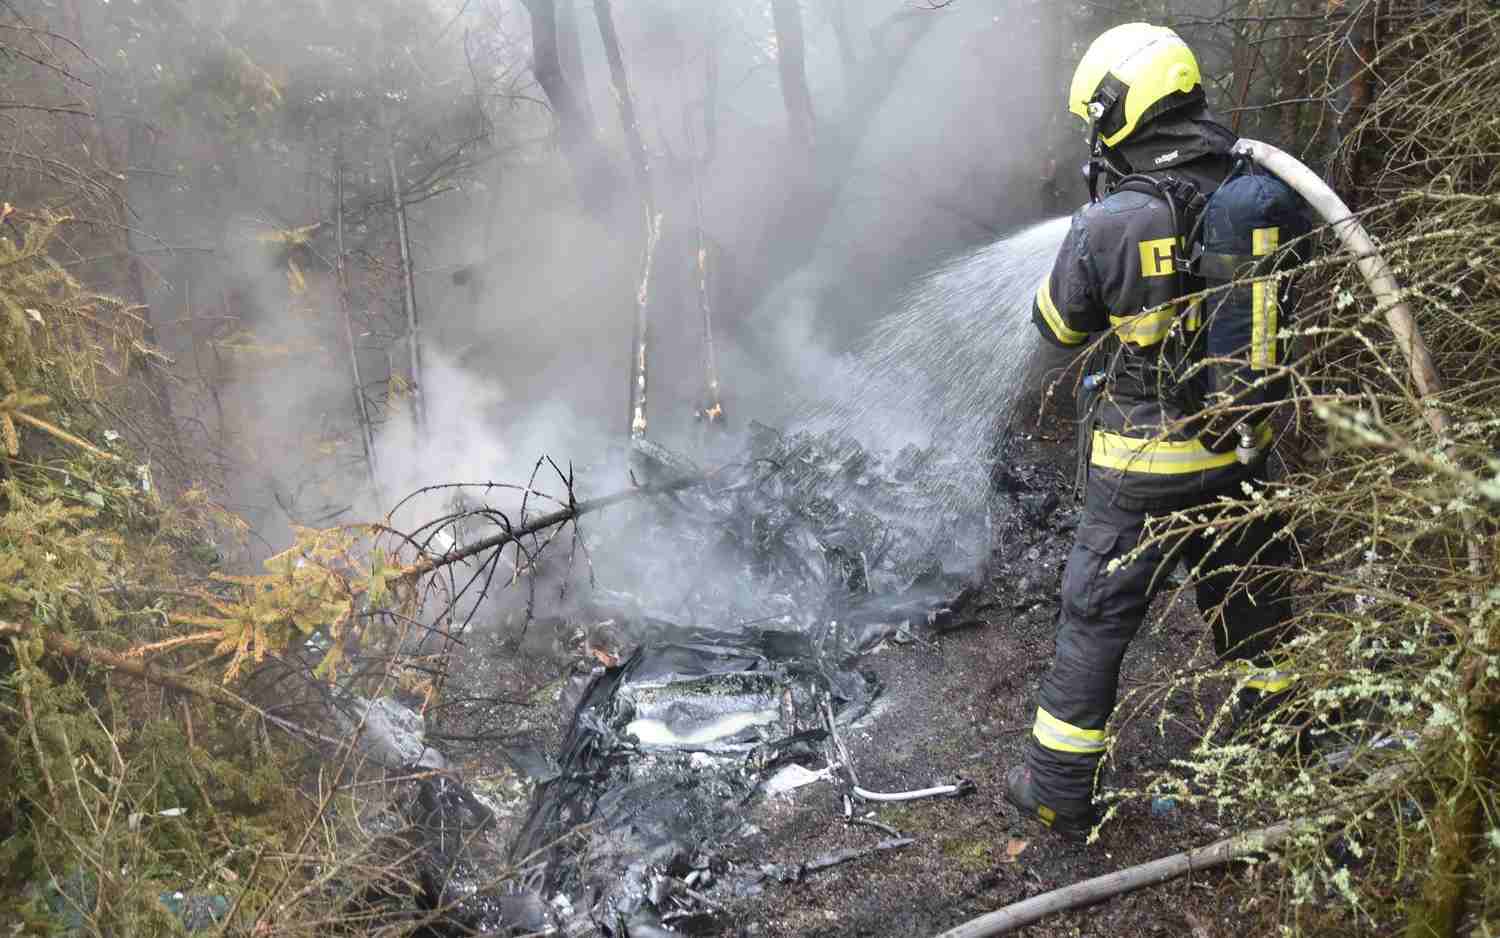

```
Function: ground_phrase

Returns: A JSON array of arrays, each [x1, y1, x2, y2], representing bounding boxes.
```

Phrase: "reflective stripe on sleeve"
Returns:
[[1251, 227, 1279, 370], [1109, 305, 1176, 347], [1091, 422, 1273, 475], [1244, 671, 1296, 693], [1242, 659, 1297, 694], [1036, 277, 1088, 346], [1033, 707, 1107, 755]]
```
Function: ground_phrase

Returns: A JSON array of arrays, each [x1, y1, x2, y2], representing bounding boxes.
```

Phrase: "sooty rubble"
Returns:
[[369, 422, 1071, 936]]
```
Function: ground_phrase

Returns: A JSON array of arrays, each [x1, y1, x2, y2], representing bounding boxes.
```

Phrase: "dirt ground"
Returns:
[[692, 425, 1270, 938], [431, 377, 1285, 938]]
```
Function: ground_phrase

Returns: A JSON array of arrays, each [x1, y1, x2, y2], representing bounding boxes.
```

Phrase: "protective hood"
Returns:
[[1111, 104, 1237, 173]]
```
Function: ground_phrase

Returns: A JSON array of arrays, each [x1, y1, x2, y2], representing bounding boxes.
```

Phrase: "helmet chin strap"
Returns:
[[1085, 127, 1125, 204], [1084, 102, 1126, 203]]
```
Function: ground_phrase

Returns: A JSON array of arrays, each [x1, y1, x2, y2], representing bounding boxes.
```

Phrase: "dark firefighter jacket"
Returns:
[[1032, 109, 1259, 510]]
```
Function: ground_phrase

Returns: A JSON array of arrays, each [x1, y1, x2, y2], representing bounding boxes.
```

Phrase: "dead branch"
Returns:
[[0, 621, 344, 748], [399, 471, 710, 580], [931, 819, 1301, 938], [335, 140, 379, 492], [387, 131, 426, 431]]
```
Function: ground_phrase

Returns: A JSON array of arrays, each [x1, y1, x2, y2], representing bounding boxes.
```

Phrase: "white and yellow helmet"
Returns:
[[1069, 23, 1203, 149]]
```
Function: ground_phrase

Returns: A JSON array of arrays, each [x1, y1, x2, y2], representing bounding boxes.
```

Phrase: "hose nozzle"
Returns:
[[1235, 424, 1261, 465]]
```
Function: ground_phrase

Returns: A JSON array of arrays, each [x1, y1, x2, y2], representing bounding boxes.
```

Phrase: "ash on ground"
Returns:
[[375, 422, 1090, 937]]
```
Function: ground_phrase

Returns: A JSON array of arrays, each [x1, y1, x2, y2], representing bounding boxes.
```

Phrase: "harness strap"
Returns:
[[1193, 251, 1266, 280]]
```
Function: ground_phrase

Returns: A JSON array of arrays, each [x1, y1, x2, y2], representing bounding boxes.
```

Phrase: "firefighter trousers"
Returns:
[[1024, 479, 1296, 813]]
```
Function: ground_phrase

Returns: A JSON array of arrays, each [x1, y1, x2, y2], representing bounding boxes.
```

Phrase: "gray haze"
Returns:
[[107, 0, 1079, 561]]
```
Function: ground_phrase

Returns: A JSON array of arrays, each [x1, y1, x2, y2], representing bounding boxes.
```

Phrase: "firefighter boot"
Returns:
[[1005, 765, 1096, 841]]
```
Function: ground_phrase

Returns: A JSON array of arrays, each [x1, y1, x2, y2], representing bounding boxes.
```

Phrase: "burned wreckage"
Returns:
[[374, 423, 1067, 936]]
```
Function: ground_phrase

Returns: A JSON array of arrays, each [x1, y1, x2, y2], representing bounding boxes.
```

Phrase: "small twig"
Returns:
[[850, 816, 903, 838], [823, 695, 861, 788]]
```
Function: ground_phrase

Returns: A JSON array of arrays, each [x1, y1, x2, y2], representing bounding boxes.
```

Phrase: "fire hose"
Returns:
[[1232, 139, 1449, 439]]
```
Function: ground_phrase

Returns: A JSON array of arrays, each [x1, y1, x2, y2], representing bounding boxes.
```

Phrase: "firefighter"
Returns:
[[1006, 23, 1303, 838]]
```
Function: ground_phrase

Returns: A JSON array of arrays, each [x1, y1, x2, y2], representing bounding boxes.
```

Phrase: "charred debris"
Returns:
[[360, 422, 1072, 936]]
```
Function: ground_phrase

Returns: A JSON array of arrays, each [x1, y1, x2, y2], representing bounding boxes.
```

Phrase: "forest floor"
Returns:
[[695, 426, 1273, 938], [430, 392, 1280, 938]]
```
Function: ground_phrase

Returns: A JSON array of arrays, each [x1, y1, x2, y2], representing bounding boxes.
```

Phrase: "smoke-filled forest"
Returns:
[[2, 1, 1498, 936]]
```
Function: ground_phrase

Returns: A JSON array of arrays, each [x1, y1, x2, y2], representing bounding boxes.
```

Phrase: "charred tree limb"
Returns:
[[399, 473, 708, 581]]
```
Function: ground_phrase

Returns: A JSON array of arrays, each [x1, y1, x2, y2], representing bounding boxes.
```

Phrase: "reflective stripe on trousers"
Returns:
[[1032, 706, 1107, 755]]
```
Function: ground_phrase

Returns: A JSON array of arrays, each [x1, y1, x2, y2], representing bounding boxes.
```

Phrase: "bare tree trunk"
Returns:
[[386, 131, 425, 431], [592, 0, 659, 438], [1338, 1, 1378, 206], [114, 122, 176, 422], [825, 0, 858, 96], [592, 0, 653, 215], [1037, 0, 1069, 211], [1405, 735, 1488, 938], [690, 116, 722, 430], [520, 0, 617, 213], [1227, 1, 1273, 136], [629, 214, 663, 438], [771, 0, 816, 154], [556, 0, 595, 129], [335, 142, 379, 493], [703, 24, 720, 166], [744, 8, 935, 312], [1277, 0, 1312, 148]]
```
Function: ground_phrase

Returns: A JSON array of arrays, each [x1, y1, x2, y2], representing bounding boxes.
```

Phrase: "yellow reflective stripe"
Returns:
[[1036, 277, 1088, 346], [1109, 305, 1176, 347], [1033, 707, 1107, 754], [1244, 671, 1296, 694], [1241, 658, 1297, 694], [1184, 299, 1202, 332], [1091, 422, 1273, 475], [1251, 227, 1279, 370]]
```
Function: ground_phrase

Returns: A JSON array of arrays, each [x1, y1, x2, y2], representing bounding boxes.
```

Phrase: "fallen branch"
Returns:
[[759, 837, 914, 884], [930, 819, 1300, 938], [400, 473, 709, 580], [1, 620, 344, 748], [11, 410, 120, 461]]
